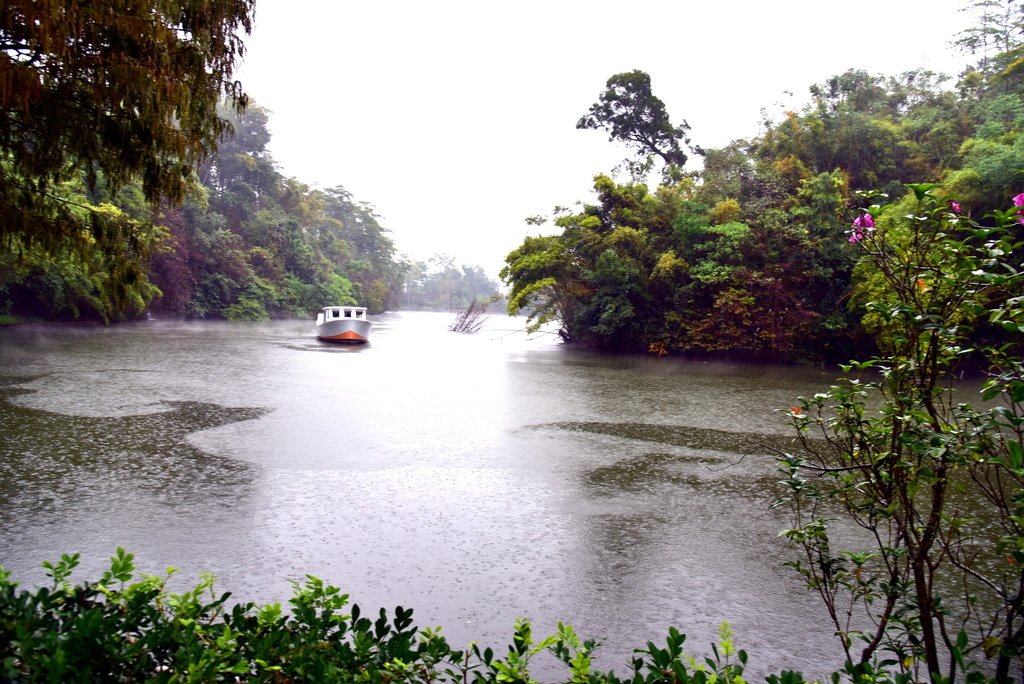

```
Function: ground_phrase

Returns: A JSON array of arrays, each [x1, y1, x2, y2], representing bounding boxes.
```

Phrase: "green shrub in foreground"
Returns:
[[0, 548, 761, 683], [1, 549, 1007, 683]]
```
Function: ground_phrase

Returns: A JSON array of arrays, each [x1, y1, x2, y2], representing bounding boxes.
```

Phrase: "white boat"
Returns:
[[316, 306, 372, 343]]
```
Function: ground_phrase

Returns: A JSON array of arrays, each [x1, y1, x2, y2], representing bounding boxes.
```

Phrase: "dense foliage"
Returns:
[[145, 103, 404, 320], [502, 4, 1024, 361], [0, 0, 497, 322], [0, 549, 758, 683], [0, 0, 254, 317], [0, 99, 498, 321]]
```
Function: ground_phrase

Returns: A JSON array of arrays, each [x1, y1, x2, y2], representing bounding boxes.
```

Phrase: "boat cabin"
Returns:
[[317, 306, 368, 325]]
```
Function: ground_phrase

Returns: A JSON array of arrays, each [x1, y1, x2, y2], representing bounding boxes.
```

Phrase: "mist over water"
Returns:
[[0, 312, 847, 677]]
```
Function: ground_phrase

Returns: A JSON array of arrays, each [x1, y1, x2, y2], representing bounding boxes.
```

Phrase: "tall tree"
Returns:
[[954, 0, 1024, 74], [577, 70, 692, 181], [0, 0, 254, 285]]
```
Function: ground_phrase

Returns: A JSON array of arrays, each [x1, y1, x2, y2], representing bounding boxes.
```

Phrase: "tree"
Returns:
[[501, 234, 582, 339], [200, 102, 279, 216], [777, 186, 1024, 681], [755, 69, 964, 197], [577, 70, 691, 181], [0, 0, 254, 284], [955, 0, 1024, 75], [319, 187, 401, 312]]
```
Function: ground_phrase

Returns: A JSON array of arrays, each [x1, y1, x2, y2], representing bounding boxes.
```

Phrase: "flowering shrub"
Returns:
[[777, 184, 1024, 682]]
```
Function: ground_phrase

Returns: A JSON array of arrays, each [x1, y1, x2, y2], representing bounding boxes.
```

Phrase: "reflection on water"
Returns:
[[539, 420, 801, 454], [0, 313, 847, 678], [586, 450, 734, 493], [541, 421, 827, 498]]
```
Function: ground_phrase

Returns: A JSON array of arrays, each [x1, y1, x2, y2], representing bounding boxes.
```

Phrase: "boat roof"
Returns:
[[322, 305, 366, 311]]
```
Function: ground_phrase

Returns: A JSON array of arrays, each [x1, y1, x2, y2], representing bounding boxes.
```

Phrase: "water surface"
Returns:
[[0, 312, 846, 677]]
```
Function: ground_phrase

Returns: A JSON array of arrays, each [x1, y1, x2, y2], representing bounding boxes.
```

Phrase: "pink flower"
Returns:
[[853, 213, 875, 229], [1012, 194, 1024, 223], [849, 213, 874, 243], [949, 201, 961, 213]]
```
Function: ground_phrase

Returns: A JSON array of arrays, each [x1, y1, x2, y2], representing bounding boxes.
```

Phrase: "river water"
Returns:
[[0, 311, 848, 678]]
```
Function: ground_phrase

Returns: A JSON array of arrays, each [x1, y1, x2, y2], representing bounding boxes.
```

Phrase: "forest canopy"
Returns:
[[502, 2, 1024, 361], [0, 0, 496, 322], [4, 0, 1024, 360], [0, 0, 253, 309]]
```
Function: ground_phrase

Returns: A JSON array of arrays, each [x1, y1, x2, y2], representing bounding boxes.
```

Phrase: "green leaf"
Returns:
[[906, 183, 940, 201], [1007, 440, 1024, 470]]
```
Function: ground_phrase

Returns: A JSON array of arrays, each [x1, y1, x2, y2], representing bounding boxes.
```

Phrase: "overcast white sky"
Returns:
[[236, 0, 975, 278]]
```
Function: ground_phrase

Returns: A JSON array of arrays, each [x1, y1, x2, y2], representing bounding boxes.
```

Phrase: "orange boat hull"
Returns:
[[318, 329, 368, 342]]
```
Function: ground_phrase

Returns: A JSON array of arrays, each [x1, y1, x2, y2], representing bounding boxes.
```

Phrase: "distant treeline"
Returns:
[[401, 256, 503, 312], [502, 5, 1024, 361], [0, 104, 499, 322]]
